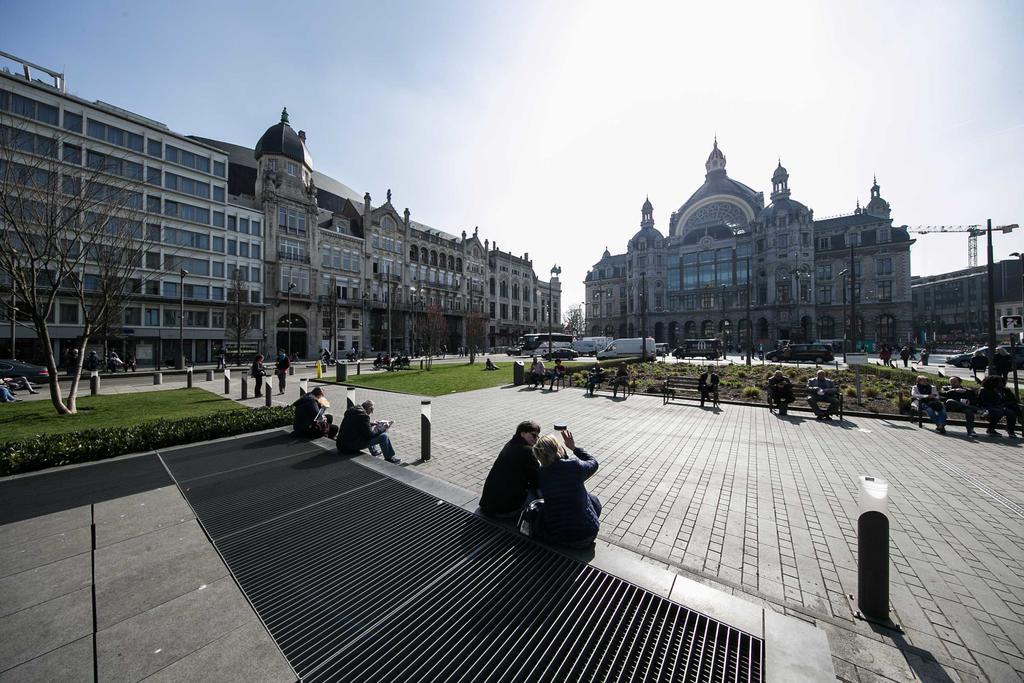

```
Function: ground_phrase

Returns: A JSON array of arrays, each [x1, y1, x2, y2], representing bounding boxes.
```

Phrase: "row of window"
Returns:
[[320, 245, 361, 272]]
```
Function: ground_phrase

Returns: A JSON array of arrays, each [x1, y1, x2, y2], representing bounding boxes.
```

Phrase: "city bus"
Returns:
[[514, 333, 574, 356]]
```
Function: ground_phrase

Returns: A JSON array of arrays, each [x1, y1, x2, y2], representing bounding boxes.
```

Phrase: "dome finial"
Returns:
[[281, 107, 289, 124], [705, 137, 726, 173]]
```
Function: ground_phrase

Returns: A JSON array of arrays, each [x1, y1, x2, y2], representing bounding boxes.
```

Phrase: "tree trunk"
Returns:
[[37, 326, 76, 414], [469, 349, 476, 364]]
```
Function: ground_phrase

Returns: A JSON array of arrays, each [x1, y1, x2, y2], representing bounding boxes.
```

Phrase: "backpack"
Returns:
[[517, 498, 545, 538]]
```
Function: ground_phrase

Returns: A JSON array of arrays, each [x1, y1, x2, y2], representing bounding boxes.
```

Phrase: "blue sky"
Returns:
[[5, 0, 1023, 307]]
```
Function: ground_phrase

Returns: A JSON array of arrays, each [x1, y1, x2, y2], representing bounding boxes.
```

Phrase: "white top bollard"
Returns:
[[859, 476, 888, 517]]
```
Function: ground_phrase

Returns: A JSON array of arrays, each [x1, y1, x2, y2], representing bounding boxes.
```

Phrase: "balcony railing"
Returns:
[[278, 250, 310, 264]]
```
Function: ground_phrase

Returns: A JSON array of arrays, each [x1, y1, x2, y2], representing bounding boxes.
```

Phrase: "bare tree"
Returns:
[[563, 303, 586, 338], [420, 304, 447, 370], [464, 311, 488, 364], [0, 115, 163, 414], [225, 268, 260, 366]]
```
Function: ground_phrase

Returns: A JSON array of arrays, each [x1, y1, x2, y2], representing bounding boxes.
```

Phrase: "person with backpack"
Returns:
[[531, 429, 601, 548], [274, 350, 290, 395], [250, 353, 267, 398]]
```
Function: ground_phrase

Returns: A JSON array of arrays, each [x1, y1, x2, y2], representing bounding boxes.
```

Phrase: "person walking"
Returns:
[[970, 350, 988, 380], [994, 347, 1013, 378], [532, 429, 602, 548], [251, 354, 267, 397], [274, 350, 290, 395], [899, 345, 911, 368]]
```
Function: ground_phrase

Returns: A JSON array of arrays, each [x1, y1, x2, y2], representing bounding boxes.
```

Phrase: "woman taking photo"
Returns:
[[533, 429, 602, 548]]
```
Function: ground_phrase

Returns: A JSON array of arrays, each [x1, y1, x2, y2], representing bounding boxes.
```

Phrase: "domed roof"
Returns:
[[771, 160, 788, 184], [757, 196, 810, 223], [255, 108, 312, 168], [631, 224, 664, 243]]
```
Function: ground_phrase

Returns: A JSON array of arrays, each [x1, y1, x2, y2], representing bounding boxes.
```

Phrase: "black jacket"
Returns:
[[970, 355, 988, 371], [994, 354, 1013, 376], [293, 393, 321, 434], [337, 406, 374, 453], [941, 386, 976, 404], [479, 435, 539, 516]]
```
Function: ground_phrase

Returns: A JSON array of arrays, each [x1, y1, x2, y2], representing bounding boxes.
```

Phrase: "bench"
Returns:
[[591, 375, 633, 398], [767, 383, 844, 421], [663, 376, 718, 407]]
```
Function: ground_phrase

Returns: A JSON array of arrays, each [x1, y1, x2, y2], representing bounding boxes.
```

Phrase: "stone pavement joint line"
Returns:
[[335, 382, 1024, 682]]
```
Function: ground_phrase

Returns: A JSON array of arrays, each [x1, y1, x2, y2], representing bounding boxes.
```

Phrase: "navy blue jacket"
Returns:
[[536, 447, 600, 543]]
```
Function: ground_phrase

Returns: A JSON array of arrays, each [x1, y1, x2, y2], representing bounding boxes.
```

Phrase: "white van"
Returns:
[[572, 336, 612, 356], [597, 337, 657, 360]]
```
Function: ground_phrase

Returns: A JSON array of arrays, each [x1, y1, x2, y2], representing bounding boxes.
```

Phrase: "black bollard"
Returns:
[[356, 362, 361, 375], [346, 386, 355, 410], [205, 369, 214, 382], [299, 378, 308, 397], [241, 376, 249, 400], [855, 476, 893, 624], [421, 400, 431, 462], [289, 365, 295, 376], [186, 369, 192, 388], [265, 381, 272, 407], [336, 363, 347, 382]]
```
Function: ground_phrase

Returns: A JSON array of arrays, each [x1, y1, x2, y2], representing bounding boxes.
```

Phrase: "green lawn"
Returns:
[[0, 388, 244, 442], [337, 360, 588, 396]]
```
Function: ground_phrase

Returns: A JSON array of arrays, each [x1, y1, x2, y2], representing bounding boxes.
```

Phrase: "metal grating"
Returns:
[[162, 439, 763, 682]]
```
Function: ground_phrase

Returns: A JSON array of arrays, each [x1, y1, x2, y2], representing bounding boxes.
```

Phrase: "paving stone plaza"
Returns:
[[2, 371, 1023, 682], [370, 382, 1024, 681]]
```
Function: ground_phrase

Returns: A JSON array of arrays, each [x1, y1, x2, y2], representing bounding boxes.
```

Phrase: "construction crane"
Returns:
[[900, 224, 1018, 267]]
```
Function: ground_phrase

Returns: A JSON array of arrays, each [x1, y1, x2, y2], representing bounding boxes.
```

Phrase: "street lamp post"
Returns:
[[548, 265, 561, 356], [839, 269, 849, 363], [8, 289, 15, 360], [849, 241, 858, 353], [985, 221, 1019, 372], [744, 260, 752, 365], [286, 282, 296, 358], [1011, 250, 1024, 320], [178, 269, 188, 369]]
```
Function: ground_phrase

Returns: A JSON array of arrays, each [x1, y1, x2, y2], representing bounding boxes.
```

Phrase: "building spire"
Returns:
[[705, 137, 727, 174], [281, 107, 289, 124]]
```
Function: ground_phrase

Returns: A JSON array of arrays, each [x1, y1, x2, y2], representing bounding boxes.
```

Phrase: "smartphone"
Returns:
[[554, 423, 567, 431]]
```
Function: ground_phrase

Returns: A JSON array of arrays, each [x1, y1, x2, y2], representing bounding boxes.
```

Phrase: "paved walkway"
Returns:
[[333, 382, 1024, 682]]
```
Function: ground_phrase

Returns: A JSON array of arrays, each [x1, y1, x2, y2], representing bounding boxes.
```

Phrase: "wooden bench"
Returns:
[[663, 376, 718, 407], [593, 375, 633, 398]]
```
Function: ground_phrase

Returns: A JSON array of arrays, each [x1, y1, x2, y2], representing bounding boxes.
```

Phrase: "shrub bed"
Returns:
[[0, 405, 294, 477]]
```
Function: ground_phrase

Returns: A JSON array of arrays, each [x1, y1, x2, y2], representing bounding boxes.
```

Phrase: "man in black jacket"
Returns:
[[293, 387, 337, 439], [336, 399, 401, 463], [479, 420, 541, 518], [941, 376, 977, 437]]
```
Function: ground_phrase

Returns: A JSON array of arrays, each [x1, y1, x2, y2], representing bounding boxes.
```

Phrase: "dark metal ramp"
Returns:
[[161, 435, 764, 682]]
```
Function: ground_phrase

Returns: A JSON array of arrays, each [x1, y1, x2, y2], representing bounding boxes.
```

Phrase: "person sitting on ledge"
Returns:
[[532, 429, 602, 548], [337, 399, 401, 463], [293, 387, 338, 439], [767, 370, 795, 414], [941, 376, 977, 437], [548, 358, 567, 390], [479, 420, 540, 518], [807, 370, 839, 420], [529, 356, 545, 388], [586, 363, 605, 396], [698, 367, 720, 407], [611, 364, 630, 398], [911, 375, 947, 434]]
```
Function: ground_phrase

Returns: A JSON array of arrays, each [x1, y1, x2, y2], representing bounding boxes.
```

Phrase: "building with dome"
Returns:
[[585, 140, 913, 351]]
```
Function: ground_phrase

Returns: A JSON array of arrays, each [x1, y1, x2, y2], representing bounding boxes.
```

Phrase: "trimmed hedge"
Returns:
[[0, 405, 295, 477]]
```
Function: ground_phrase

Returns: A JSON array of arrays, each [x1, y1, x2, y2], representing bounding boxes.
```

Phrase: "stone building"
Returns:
[[911, 259, 1023, 342], [585, 140, 914, 350]]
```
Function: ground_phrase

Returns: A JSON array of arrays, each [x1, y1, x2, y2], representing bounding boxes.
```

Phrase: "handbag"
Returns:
[[517, 499, 545, 537]]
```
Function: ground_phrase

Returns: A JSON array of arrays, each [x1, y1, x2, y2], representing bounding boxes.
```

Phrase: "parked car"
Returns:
[[764, 344, 834, 363], [0, 359, 50, 383], [542, 348, 579, 361], [945, 346, 1024, 369]]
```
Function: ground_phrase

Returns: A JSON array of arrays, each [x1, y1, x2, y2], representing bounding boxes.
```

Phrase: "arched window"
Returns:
[[512, 283, 519, 300], [489, 278, 495, 295], [654, 322, 665, 342], [409, 245, 419, 261], [277, 314, 307, 328], [455, 257, 462, 271], [618, 323, 628, 338], [500, 281, 508, 297], [701, 320, 714, 337], [684, 321, 697, 337], [382, 216, 396, 230], [430, 250, 438, 266], [669, 321, 679, 347], [757, 317, 769, 339], [447, 255, 455, 270], [818, 316, 835, 339]]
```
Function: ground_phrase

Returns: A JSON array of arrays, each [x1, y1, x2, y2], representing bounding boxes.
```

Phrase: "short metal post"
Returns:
[[185, 369, 192, 388], [421, 400, 431, 462], [420, 358, 424, 370], [223, 368, 231, 395], [265, 381, 272, 407], [854, 476, 893, 624], [90, 373, 99, 396], [205, 369, 214, 382], [289, 365, 295, 376], [336, 363, 347, 382], [356, 362, 361, 375], [299, 378, 308, 397], [241, 376, 249, 400], [346, 386, 355, 410], [153, 372, 162, 386]]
